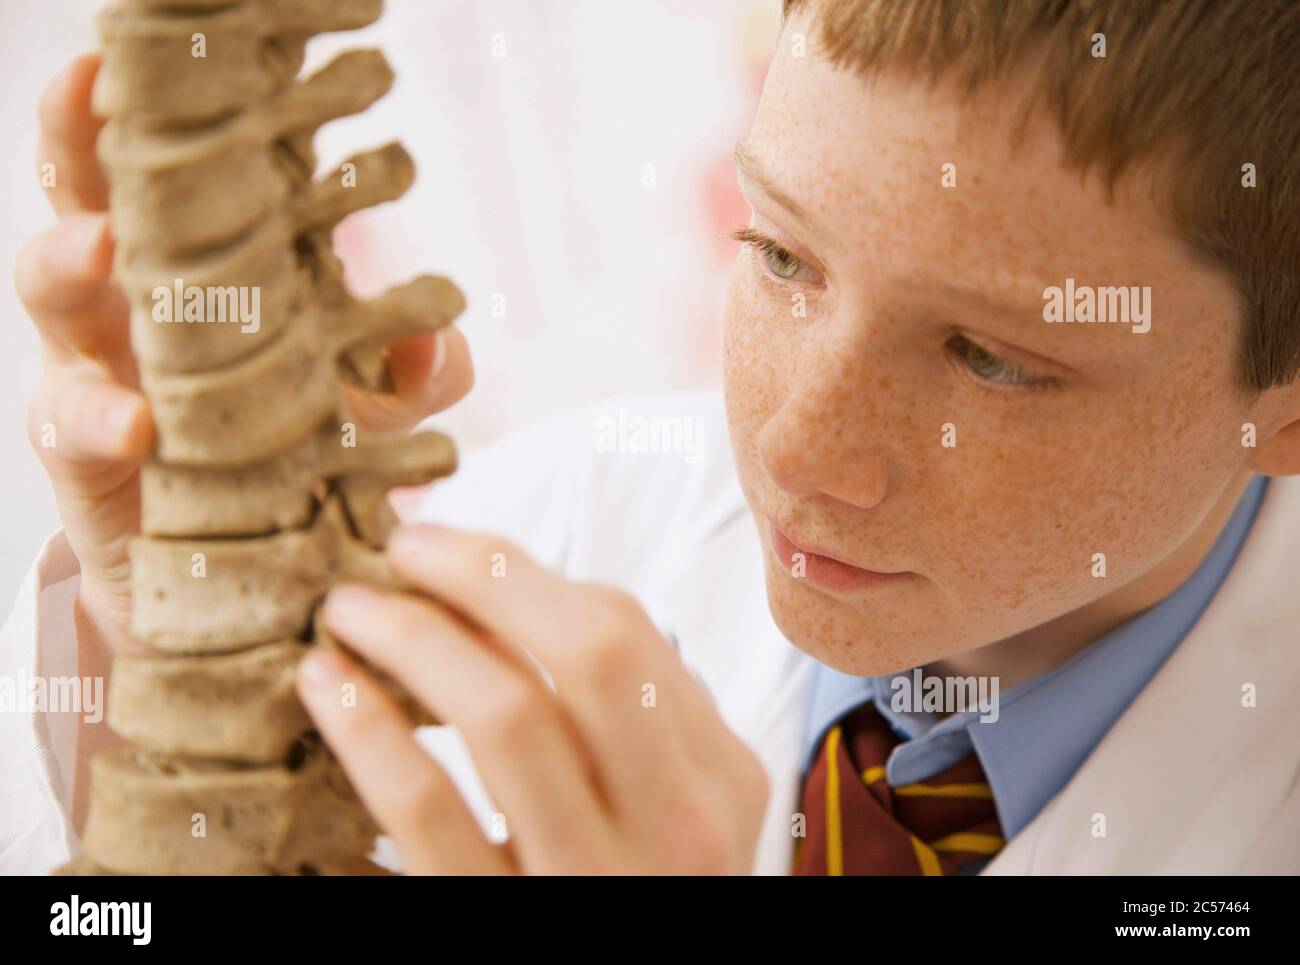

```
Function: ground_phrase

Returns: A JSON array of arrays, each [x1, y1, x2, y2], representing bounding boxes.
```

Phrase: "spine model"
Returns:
[[54, 0, 461, 875]]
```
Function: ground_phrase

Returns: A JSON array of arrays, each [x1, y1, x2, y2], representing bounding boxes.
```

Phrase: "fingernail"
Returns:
[[64, 214, 107, 272], [388, 522, 450, 559], [47, 216, 100, 278], [325, 583, 380, 623], [299, 649, 348, 690], [55, 56, 85, 98], [428, 329, 448, 380], [79, 213, 107, 253], [102, 394, 141, 441]]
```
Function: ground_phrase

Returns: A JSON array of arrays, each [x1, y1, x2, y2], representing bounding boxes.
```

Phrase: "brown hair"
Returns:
[[780, 0, 1300, 393]]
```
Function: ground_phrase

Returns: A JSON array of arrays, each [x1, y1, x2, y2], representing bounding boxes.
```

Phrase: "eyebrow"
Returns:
[[733, 139, 810, 224]]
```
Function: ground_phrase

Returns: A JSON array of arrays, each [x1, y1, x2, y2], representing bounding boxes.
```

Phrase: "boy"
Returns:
[[3, 0, 1298, 874]]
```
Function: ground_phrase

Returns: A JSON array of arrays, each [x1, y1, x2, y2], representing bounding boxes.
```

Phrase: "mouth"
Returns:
[[768, 518, 913, 593]]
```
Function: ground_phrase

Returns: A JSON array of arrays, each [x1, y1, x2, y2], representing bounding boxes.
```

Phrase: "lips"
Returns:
[[768, 519, 912, 592]]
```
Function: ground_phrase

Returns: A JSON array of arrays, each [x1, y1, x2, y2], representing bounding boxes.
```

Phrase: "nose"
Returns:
[[756, 344, 890, 510]]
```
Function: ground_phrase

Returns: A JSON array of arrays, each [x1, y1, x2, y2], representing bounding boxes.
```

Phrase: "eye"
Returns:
[[758, 241, 803, 280], [730, 226, 823, 285], [948, 334, 1057, 392]]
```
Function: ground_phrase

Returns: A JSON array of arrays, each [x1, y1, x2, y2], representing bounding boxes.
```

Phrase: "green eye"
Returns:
[[950, 335, 1053, 390], [730, 225, 823, 285], [760, 242, 804, 280]]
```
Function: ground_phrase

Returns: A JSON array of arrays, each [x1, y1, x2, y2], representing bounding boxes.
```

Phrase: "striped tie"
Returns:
[[792, 701, 1005, 875]]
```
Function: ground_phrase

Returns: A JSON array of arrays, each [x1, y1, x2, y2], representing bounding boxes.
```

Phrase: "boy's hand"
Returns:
[[16, 54, 474, 650], [297, 525, 771, 874]]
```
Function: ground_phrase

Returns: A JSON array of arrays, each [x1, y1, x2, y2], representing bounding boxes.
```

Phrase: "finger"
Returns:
[[28, 372, 153, 473], [14, 213, 132, 367], [342, 327, 474, 433], [384, 526, 719, 810], [387, 526, 717, 724], [322, 583, 618, 872], [388, 330, 438, 395], [296, 647, 514, 875], [37, 53, 110, 215]]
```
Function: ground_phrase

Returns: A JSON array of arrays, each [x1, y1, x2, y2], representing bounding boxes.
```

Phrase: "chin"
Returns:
[[760, 557, 929, 676]]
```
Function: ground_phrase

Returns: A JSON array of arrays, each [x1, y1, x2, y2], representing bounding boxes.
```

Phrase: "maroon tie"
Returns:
[[792, 700, 1005, 875]]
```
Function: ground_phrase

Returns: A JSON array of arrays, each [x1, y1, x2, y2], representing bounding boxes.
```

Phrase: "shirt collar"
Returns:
[[799, 473, 1270, 840]]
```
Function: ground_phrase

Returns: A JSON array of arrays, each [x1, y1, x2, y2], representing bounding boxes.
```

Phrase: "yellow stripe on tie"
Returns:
[[909, 834, 944, 875], [928, 832, 1004, 855], [826, 726, 844, 876], [861, 765, 888, 786], [894, 782, 993, 800]]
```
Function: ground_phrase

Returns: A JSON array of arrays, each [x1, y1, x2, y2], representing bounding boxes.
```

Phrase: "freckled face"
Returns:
[[724, 21, 1258, 675]]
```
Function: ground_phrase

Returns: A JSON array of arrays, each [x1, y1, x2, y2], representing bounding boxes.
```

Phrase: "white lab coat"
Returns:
[[3, 389, 1297, 874]]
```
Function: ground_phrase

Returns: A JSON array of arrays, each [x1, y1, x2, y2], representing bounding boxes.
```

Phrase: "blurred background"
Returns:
[[0, 0, 782, 593]]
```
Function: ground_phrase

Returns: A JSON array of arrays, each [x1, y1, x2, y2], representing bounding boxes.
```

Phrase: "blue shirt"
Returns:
[[798, 473, 1269, 849]]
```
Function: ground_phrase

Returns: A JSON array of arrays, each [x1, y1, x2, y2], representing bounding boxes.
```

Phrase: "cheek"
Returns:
[[925, 373, 1246, 622], [723, 262, 790, 468]]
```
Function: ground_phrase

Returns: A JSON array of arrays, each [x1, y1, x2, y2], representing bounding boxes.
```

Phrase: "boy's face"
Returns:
[[723, 16, 1272, 676]]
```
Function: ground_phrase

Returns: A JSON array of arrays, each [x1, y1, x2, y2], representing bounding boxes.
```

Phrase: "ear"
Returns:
[[1246, 381, 1300, 477]]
